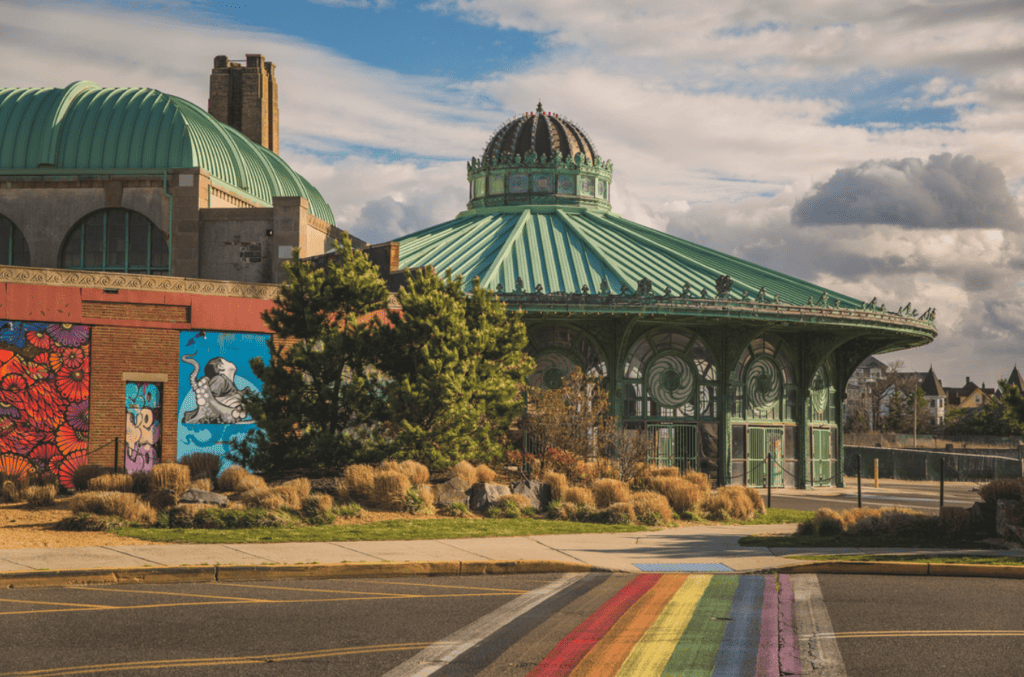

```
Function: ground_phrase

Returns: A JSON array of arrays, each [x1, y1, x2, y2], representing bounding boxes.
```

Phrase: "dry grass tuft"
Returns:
[[652, 477, 706, 515], [301, 493, 335, 524], [681, 469, 712, 493], [475, 464, 497, 484], [604, 501, 636, 525], [415, 484, 436, 507], [979, 478, 1023, 504], [838, 507, 882, 529], [328, 477, 351, 504], [373, 470, 411, 510], [379, 460, 402, 474], [190, 478, 214, 492], [345, 464, 376, 503], [797, 507, 846, 536], [505, 493, 533, 509], [565, 486, 595, 507], [939, 506, 971, 540], [743, 486, 766, 514], [24, 484, 57, 507], [239, 487, 286, 510], [178, 452, 223, 481], [650, 466, 681, 478], [71, 465, 107, 492], [217, 466, 251, 492], [630, 491, 673, 525], [398, 460, 430, 486], [452, 460, 476, 485], [592, 478, 631, 508], [543, 471, 568, 501], [703, 486, 756, 521], [87, 473, 134, 493], [1, 479, 22, 503], [67, 491, 157, 525], [148, 464, 191, 495]]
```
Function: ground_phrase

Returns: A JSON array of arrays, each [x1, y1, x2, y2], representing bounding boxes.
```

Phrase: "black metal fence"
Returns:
[[844, 445, 1023, 481]]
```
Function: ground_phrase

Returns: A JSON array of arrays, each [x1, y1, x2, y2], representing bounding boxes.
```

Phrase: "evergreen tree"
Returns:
[[945, 379, 1024, 436], [377, 269, 533, 469], [228, 236, 390, 477]]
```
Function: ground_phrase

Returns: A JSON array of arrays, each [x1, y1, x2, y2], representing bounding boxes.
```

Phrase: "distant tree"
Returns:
[[227, 236, 390, 477], [376, 269, 534, 470], [881, 387, 930, 434], [945, 380, 1024, 437]]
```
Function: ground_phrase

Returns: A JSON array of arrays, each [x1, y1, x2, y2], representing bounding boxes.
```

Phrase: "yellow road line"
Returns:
[[0, 642, 443, 676], [0, 598, 112, 609], [65, 586, 270, 603], [214, 582, 426, 598]]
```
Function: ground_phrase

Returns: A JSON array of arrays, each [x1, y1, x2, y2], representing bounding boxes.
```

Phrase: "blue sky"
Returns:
[[4, 0, 1024, 389]]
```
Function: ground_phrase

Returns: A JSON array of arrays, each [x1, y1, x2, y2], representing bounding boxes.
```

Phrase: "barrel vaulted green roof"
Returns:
[[0, 81, 334, 225]]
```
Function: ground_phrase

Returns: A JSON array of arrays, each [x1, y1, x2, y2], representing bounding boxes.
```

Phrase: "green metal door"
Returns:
[[650, 424, 698, 470], [812, 428, 832, 487], [748, 427, 784, 488]]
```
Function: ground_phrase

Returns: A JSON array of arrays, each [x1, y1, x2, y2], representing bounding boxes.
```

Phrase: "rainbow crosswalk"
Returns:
[[527, 574, 800, 677]]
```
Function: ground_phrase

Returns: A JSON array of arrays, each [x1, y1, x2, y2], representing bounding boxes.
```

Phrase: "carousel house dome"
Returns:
[[391, 104, 937, 490]]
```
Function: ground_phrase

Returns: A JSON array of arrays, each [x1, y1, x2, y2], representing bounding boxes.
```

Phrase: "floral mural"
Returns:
[[0, 321, 90, 487], [178, 330, 268, 461]]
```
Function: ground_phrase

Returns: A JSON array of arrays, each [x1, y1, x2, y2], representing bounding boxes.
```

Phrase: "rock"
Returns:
[[435, 476, 474, 507], [511, 480, 551, 511], [996, 499, 1023, 539], [178, 488, 230, 507], [469, 482, 511, 512], [1007, 524, 1024, 547]]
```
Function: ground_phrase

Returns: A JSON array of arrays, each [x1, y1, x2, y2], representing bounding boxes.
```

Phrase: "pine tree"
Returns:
[[228, 235, 390, 477], [376, 269, 533, 469]]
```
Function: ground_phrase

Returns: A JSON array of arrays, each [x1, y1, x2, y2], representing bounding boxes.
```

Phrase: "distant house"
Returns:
[[877, 366, 945, 427], [946, 377, 996, 413]]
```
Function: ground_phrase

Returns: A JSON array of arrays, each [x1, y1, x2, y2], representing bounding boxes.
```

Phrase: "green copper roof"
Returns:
[[399, 205, 862, 307], [0, 82, 334, 225]]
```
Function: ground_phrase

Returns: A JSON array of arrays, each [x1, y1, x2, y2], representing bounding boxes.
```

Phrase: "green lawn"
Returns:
[[788, 554, 1024, 566], [115, 518, 659, 544]]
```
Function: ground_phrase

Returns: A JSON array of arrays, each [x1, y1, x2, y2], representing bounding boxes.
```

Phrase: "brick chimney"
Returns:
[[208, 54, 279, 154]]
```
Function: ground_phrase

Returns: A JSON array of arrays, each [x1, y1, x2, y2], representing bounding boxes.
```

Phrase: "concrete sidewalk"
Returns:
[[2, 522, 1019, 579]]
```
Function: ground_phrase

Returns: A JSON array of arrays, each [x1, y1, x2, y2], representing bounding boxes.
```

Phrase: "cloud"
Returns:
[[792, 153, 1024, 230], [310, 0, 392, 7]]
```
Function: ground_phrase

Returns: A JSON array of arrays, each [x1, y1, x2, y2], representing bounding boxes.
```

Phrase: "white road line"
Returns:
[[381, 573, 585, 677], [793, 574, 848, 677]]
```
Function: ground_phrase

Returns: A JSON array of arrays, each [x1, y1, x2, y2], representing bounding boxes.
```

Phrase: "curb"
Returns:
[[0, 559, 598, 589], [777, 560, 1024, 579]]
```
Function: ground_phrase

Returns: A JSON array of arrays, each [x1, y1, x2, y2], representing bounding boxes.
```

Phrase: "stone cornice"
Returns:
[[0, 266, 281, 300]]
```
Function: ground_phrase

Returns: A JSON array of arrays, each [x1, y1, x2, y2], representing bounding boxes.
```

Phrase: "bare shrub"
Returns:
[[178, 452, 223, 481], [240, 487, 286, 510], [565, 486, 595, 507], [88, 473, 134, 493], [592, 479, 631, 508], [703, 486, 756, 521], [71, 465, 107, 492], [743, 486, 766, 514], [631, 491, 673, 526], [475, 464, 497, 484], [345, 464, 376, 504], [653, 477, 705, 516], [452, 460, 476, 485], [940, 506, 971, 541], [543, 471, 568, 501], [604, 501, 636, 525], [190, 478, 214, 492], [217, 466, 251, 492], [398, 460, 429, 486], [681, 469, 712, 493], [24, 484, 57, 507], [67, 491, 157, 525], [148, 464, 191, 496], [979, 478, 1023, 504], [373, 470, 411, 510]]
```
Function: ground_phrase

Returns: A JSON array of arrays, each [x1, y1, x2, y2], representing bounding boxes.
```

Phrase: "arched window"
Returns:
[[731, 334, 796, 421], [61, 209, 168, 275], [622, 329, 717, 421], [0, 214, 30, 266], [526, 325, 606, 389]]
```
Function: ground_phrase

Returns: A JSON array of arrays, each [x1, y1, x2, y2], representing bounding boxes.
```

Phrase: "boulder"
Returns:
[[435, 476, 474, 507], [178, 488, 230, 507], [996, 499, 1024, 539], [469, 482, 511, 512], [511, 480, 551, 511]]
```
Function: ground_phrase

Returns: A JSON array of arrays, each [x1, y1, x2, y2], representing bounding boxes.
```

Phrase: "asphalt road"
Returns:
[[819, 574, 1024, 677]]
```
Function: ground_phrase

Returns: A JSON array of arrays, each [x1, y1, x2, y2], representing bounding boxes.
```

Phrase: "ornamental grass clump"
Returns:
[[71, 465, 107, 492], [404, 486, 435, 515], [703, 486, 756, 521], [681, 469, 712, 493], [940, 506, 972, 541], [148, 463, 191, 496], [271, 478, 312, 510], [67, 491, 157, 526], [592, 479, 631, 508], [1, 479, 22, 503], [452, 460, 476, 485], [542, 471, 568, 502], [301, 493, 335, 525], [475, 464, 497, 484], [631, 491, 673, 526], [601, 501, 636, 525], [398, 460, 430, 486], [743, 486, 766, 515], [652, 477, 705, 516], [797, 507, 846, 537], [373, 470, 411, 510], [217, 465, 251, 492], [87, 473, 134, 493], [190, 478, 214, 492], [178, 452, 223, 481], [564, 486, 595, 507], [239, 487, 286, 511], [979, 478, 1024, 504], [24, 484, 57, 507], [345, 464, 376, 504]]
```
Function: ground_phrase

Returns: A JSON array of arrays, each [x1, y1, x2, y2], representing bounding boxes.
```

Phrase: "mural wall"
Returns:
[[125, 382, 162, 474], [177, 331, 269, 461], [0, 321, 90, 487]]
